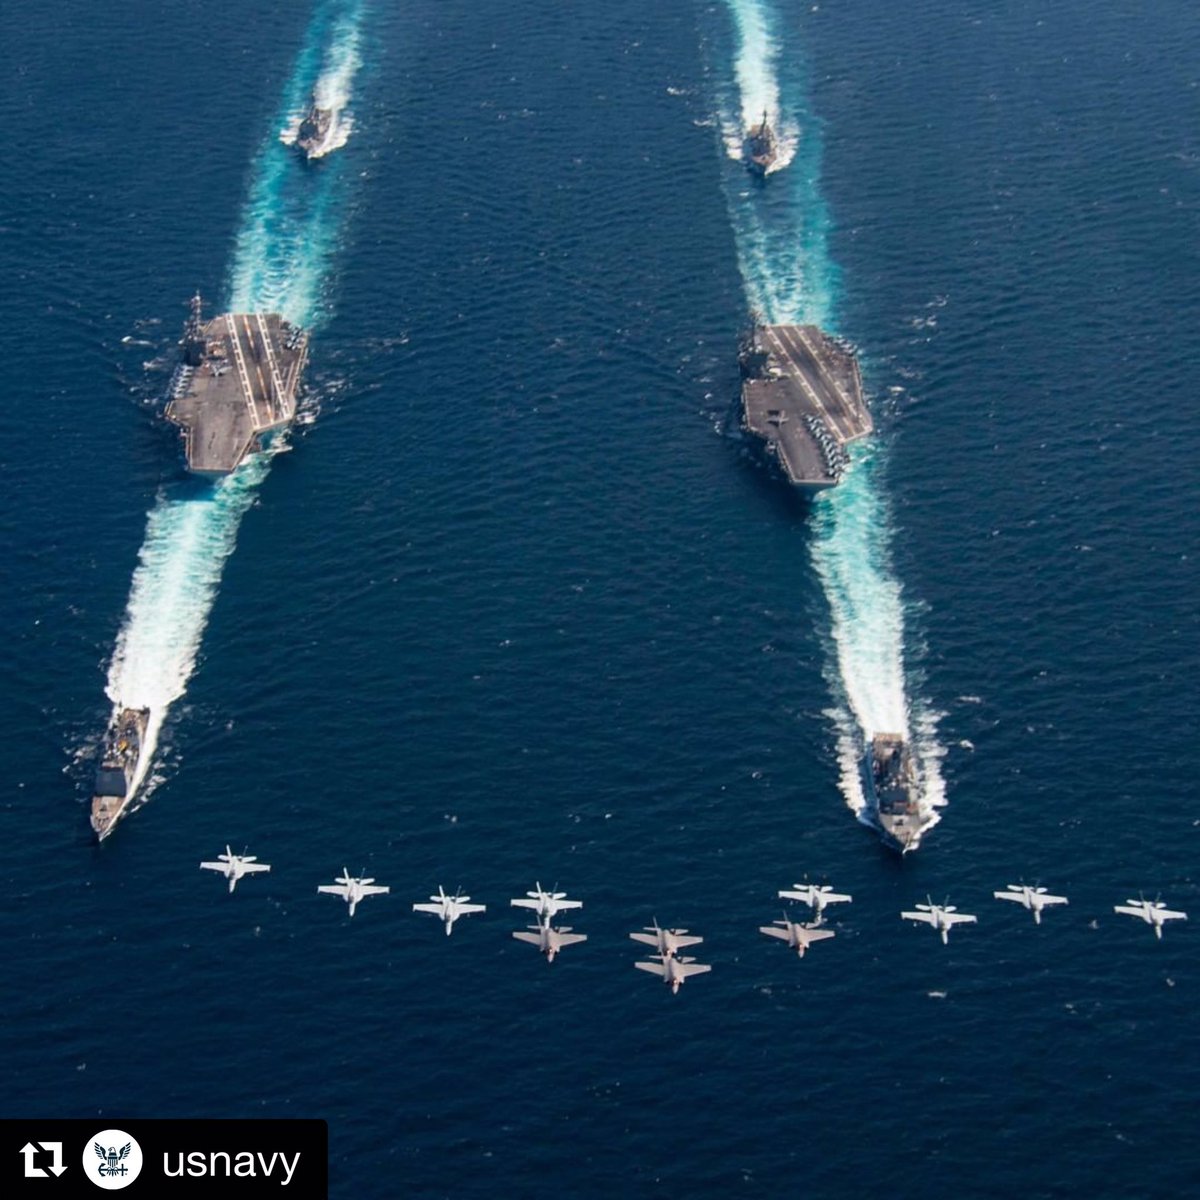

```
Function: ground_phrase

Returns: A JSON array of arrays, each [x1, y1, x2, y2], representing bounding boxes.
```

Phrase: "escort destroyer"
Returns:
[[861, 733, 930, 853], [296, 102, 334, 158], [91, 707, 150, 840], [745, 111, 778, 176], [739, 319, 872, 492], [164, 293, 308, 475]]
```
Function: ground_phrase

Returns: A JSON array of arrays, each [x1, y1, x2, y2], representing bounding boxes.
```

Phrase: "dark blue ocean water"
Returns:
[[2, 0, 1198, 1196]]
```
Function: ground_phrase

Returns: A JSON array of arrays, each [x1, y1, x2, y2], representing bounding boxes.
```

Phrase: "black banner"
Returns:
[[7, 1120, 327, 1199]]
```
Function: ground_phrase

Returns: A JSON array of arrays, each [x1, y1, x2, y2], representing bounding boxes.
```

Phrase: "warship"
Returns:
[[739, 319, 872, 492], [745, 111, 777, 176], [91, 707, 150, 840], [164, 293, 309, 475], [295, 102, 334, 158], [861, 734, 928, 853]]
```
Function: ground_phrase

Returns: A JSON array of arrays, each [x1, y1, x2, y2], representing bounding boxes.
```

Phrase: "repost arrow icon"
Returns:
[[42, 1142, 67, 1177], [20, 1142, 46, 1178]]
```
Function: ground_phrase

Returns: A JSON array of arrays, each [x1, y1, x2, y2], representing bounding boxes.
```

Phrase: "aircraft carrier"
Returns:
[[164, 293, 309, 475], [739, 321, 872, 492]]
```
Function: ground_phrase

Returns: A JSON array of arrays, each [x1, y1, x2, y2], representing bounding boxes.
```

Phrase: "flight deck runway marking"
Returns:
[[769, 326, 847, 439], [224, 312, 269, 431]]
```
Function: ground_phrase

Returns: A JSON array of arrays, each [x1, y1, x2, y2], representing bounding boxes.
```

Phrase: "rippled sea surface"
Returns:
[[1, 1, 1198, 1196]]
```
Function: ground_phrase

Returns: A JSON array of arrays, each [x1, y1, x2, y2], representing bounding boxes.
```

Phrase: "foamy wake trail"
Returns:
[[279, 4, 364, 157], [718, 0, 798, 172], [715, 0, 946, 828], [104, 0, 366, 800]]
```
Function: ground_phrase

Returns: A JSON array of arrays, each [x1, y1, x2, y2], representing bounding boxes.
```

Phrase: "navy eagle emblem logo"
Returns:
[[95, 1142, 132, 1178]]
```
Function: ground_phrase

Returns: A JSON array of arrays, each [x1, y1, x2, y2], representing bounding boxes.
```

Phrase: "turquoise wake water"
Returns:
[[714, 0, 945, 828], [105, 0, 366, 801]]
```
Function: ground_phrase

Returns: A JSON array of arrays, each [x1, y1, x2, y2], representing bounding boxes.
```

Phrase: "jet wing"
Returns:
[[759, 926, 796, 941], [801, 928, 836, 942], [200, 861, 231, 874], [901, 910, 937, 926], [412, 903, 444, 915], [360, 885, 389, 898], [510, 898, 542, 910], [822, 893, 852, 904], [634, 961, 666, 976], [993, 890, 1024, 903], [553, 932, 588, 948], [944, 912, 977, 926], [1157, 909, 1187, 922], [512, 931, 545, 946], [676, 962, 712, 979], [450, 902, 486, 917], [318, 884, 351, 898], [1114, 905, 1148, 918], [1038, 894, 1068, 906], [241, 862, 270, 875]]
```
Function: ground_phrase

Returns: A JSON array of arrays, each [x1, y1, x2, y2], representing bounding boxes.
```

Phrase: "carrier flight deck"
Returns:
[[164, 294, 309, 475], [739, 321, 873, 492]]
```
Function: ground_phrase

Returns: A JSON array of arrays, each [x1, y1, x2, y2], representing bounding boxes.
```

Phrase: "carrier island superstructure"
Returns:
[[165, 293, 309, 475]]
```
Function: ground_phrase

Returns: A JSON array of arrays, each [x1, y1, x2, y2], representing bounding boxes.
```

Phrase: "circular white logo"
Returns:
[[83, 1130, 143, 1190]]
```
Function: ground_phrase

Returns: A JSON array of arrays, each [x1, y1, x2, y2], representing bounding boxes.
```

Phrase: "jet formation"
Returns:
[[195, 859, 1192, 976]]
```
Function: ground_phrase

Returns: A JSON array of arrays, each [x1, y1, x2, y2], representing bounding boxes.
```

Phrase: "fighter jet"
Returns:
[[510, 882, 582, 926], [199, 845, 270, 894], [317, 869, 389, 917], [759, 915, 836, 958], [634, 953, 712, 995], [993, 884, 1069, 924], [629, 921, 704, 959], [412, 886, 486, 935], [777, 882, 853, 924], [1114, 896, 1188, 939], [512, 923, 588, 962], [901, 898, 978, 944]]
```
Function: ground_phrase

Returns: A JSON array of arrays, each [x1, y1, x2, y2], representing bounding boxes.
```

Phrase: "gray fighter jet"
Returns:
[[634, 953, 712, 995], [318, 869, 389, 917], [629, 921, 704, 959], [902, 898, 978, 944], [510, 882, 582, 925], [778, 882, 853, 924], [512, 923, 588, 962], [1114, 896, 1187, 939], [759, 915, 836, 957], [413, 887, 486, 935], [994, 884, 1068, 924], [199, 845, 271, 893]]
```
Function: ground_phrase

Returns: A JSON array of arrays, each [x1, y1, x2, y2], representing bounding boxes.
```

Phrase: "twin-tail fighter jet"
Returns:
[[993, 884, 1069, 924], [413, 887, 486, 935], [629, 921, 704, 958], [199, 845, 271, 893], [634, 954, 712, 995], [1113, 896, 1187, 939], [759, 915, 836, 958], [512, 923, 588, 962], [510, 882, 582, 925], [901, 898, 978, 944], [778, 882, 852, 924], [318, 869, 389, 917]]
